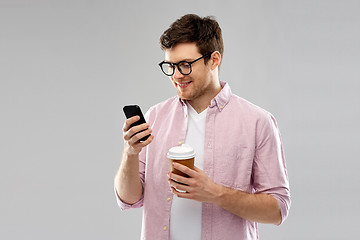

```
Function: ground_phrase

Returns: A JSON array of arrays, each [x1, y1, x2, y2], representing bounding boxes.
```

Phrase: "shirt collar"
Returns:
[[209, 81, 231, 111], [178, 81, 232, 112]]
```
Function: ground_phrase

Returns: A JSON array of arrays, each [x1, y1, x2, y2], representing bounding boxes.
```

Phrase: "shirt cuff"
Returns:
[[270, 193, 291, 225], [114, 186, 144, 210]]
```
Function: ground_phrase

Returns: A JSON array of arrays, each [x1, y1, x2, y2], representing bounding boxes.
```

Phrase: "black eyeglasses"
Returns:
[[158, 52, 213, 76]]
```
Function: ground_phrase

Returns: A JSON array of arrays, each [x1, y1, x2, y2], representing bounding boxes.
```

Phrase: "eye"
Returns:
[[161, 62, 174, 75], [178, 62, 190, 69]]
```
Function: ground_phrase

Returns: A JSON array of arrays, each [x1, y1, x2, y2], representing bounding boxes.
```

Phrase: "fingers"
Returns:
[[168, 164, 200, 196], [122, 116, 154, 155], [123, 116, 140, 132], [168, 171, 191, 185], [169, 182, 191, 195], [127, 127, 153, 145], [168, 172, 191, 191], [134, 132, 154, 147], [171, 162, 197, 178], [123, 117, 151, 142], [167, 164, 198, 194]]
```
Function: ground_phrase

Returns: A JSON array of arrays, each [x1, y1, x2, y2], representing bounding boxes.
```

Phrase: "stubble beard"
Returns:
[[177, 82, 207, 103]]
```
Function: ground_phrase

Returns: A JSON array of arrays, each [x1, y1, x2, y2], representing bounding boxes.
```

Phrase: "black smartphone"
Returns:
[[123, 105, 150, 142]]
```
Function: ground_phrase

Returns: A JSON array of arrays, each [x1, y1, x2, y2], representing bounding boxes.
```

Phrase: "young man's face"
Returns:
[[164, 42, 216, 103]]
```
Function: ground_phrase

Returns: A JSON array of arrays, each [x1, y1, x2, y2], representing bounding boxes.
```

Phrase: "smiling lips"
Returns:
[[177, 81, 192, 89]]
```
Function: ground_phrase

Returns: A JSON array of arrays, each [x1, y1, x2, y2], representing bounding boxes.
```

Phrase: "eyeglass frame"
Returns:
[[158, 52, 213, 76]]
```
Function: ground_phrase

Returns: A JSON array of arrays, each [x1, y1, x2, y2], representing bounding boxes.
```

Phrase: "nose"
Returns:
[[172, 66, 184, 80]]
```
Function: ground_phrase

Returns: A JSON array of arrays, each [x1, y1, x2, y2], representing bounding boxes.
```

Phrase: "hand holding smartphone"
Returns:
[[123, 105, 150, 142]]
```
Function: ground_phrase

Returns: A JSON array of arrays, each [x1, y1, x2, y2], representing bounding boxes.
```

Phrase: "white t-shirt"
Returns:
[[170, 102, 207, 240]]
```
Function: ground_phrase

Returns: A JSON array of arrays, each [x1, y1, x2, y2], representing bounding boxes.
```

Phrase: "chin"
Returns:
[[179, 94, 195, 102]]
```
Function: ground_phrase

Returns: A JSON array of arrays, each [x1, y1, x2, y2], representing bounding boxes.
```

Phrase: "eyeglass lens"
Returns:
[[161, 62, 192, 76]]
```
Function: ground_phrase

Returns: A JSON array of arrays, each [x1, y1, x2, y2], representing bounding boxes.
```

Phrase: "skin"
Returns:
[[114, 42, 282, 225], [114, 117, 153, 204], [165, 42, 222, 113]]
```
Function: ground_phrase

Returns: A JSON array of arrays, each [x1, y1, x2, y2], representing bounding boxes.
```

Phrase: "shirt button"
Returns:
[[178, 141, 183, 145], [167, 197, 171, 202], [184, 113, 187, 118], [163, 225, 168, 231], [219, 105, 223, 109]]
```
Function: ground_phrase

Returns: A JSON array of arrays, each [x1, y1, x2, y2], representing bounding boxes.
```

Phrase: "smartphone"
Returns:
[[123, 105, 150, 142]]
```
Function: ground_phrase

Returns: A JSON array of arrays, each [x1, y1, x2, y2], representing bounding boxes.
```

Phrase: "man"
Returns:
[[114, 14, 290, 240]]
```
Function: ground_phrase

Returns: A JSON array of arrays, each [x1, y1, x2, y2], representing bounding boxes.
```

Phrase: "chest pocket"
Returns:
[[213, 145, 254, 192]]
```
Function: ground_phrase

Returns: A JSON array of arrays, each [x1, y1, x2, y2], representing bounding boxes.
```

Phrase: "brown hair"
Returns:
[[160, 14, 224, 65]]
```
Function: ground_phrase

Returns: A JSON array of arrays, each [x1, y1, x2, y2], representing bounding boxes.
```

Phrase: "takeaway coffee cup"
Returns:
[[167, 144, 195, 178]]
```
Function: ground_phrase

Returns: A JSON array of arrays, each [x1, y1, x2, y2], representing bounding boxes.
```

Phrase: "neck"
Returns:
[[188, 80, 222, 113]]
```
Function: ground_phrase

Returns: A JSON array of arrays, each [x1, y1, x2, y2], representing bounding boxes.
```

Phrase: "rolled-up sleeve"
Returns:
[[252, 113, 291, 224], [114, 178, 145, 210]]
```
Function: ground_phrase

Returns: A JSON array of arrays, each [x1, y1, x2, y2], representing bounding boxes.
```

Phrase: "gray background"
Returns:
[[1, 0, 359, 239]]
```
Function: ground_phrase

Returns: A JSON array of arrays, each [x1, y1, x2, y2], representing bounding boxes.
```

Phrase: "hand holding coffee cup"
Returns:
[[167, 144, 195, 179]]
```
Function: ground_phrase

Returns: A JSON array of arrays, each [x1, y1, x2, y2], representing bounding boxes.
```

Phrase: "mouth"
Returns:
[[176, 81, 192, 89]]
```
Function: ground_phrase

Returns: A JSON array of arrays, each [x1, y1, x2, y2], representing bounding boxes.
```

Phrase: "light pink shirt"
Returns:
[[116, 82, 290, 240]]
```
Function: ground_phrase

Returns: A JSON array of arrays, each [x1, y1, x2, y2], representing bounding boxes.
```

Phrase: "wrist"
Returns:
[[126, 150, 140, 157], [122, 149, 140, 163], [212, 185, 246, 208], [212, 183, 228, 205], [123, 144, 141, 157]]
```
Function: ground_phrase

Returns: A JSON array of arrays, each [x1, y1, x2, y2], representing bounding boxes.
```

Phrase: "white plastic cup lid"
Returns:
[[167, 144, 196, 160]]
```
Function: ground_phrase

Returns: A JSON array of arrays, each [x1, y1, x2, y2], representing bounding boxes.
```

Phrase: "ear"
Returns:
[[209, 51, 221, 71]]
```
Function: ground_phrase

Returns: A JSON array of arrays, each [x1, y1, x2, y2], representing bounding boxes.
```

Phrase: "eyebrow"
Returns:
[[164, 58, 196, 64]]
